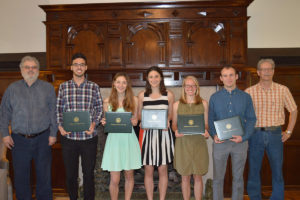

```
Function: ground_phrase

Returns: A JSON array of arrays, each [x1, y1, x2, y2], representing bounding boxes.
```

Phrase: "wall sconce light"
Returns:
[[213, 23, 224, 33], [197, 11, 207, 16]]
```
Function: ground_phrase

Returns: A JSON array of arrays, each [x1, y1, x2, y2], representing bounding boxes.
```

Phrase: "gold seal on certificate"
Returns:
[[63, 111, 91, 132], [214, 116, 244, 140], [104, 112, 132, 133], [141, 109, 168, 129], [178, 114, 205, 135]]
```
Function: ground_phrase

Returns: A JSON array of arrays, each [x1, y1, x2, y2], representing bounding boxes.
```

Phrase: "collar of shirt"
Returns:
[[70, 78, 87, 87], [221, 87, 239, 95], [258, 81, 275, 92], [21, 79, 40, 88]]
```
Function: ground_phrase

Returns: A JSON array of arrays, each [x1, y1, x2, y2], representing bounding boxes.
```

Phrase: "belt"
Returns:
[[256, 126, 281, 131], [17, 128, 49, 139]]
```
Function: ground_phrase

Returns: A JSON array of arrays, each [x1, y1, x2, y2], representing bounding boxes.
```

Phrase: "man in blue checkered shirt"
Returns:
[[56, 53, 103, 200]]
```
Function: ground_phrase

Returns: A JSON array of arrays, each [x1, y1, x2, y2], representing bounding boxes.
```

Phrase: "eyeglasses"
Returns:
[[259, 68, 274, 72], [184, 85, 197, 89], [72, 63, 86, 67], [23, 65, 38, 70]]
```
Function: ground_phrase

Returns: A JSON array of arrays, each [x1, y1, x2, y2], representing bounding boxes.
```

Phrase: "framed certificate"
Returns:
[[178, 114, 205, 135], [104, 112, 132, 133], [214, 116, 244, 140], [63, 111, 91, 132], [141, 109, 168, 129]]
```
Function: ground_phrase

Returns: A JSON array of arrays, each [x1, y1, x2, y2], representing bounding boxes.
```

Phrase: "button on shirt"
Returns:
[[208, 88, 256, 141], [245, 82, 297, 127], [56, 79, 103, 140], [0, 79, 58, 137]]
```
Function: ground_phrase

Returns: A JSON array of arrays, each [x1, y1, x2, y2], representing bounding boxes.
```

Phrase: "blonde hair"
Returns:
[[179, 76, 202, 104]]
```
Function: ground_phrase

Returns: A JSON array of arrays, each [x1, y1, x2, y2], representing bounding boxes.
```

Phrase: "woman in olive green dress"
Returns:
[[172, 76, 209, 200]]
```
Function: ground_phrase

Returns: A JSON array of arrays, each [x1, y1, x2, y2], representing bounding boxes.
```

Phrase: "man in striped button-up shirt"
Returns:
[[56, 53, 103, 200], [246, 58, 298, 200]]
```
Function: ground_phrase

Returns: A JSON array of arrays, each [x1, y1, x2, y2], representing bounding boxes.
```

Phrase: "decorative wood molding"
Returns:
[[40, 1, 252, 71]]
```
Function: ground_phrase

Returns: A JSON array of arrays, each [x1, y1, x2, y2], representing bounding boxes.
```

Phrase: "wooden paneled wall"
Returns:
[[40, 0, 251, 71]]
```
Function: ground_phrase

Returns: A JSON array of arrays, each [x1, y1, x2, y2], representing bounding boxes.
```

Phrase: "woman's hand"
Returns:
[[175, 130, 184, 138], [163, 120, 170, 131], [131, 117, 138, 126], [203, 129, 210, 139]]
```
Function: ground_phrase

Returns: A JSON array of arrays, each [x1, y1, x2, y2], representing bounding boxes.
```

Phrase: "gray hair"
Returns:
[[19, 56, 40, 69], [257, 58, 275, 70]]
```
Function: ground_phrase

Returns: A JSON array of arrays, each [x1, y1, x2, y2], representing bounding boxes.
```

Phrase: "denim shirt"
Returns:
[[0, 79, 58, 137], [208, 88, 256, 141]]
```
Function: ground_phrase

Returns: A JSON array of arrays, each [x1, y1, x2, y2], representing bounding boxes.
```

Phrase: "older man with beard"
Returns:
[[0, 56, 57, 200]]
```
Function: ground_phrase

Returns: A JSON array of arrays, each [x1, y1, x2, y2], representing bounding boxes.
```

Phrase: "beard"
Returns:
[[22, 71, 39, 83], [74, 73, 85, 78]]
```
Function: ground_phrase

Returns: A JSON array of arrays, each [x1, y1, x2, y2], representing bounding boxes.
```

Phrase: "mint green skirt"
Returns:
[[101, 129, 142, 171]]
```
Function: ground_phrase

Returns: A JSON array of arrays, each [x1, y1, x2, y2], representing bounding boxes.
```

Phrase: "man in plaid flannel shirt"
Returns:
[[56, 53, 103, 200]]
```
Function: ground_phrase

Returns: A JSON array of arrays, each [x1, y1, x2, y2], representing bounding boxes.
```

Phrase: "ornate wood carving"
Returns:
[[41, 0, 253, 75]]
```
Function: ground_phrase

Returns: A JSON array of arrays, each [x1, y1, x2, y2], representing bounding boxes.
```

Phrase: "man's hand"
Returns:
[[85, 122, 96, 135], [2, 136, 14, 149], [48, 136, 56, 146], [281, 132, 291, 142], [101, 118, 106, 126], [230, 135, 243, 143], [214, 135, 224, 143], [58, 126, 71, 136]]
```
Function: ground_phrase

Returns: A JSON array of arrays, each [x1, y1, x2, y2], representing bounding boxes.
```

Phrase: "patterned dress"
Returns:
[[141, 91, 174, 166], [101, 106, 142, 171], [173, 102, 209, 175]]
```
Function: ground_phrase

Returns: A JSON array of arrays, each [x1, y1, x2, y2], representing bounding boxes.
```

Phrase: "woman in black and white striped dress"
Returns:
[[138, 66, 175, 200]]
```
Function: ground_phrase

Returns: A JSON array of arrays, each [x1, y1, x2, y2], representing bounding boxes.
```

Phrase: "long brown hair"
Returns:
[[145, 66, 167, 96], [179, 76, 202, 104], [109, 72, 135, 113]]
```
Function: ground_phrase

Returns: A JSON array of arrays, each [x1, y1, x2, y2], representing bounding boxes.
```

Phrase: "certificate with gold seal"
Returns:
[[177, 114, 205, 135], [214, 116, 244, 140], [141, 109, 168, 129], [63, 111, 91, 132], [104, 112, 132, 133]]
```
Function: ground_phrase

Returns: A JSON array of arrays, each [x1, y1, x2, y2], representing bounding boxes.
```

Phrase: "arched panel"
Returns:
[[67, 24, 105, 70], [125, 22, 167, 69], [185, 21, 227, 67]]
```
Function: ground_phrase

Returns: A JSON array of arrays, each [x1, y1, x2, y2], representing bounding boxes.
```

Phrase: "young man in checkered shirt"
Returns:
[[56, 53, 103, 200]]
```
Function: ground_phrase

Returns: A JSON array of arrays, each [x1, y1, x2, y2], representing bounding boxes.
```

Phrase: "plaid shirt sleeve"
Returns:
[[56, 84, 64, 126], [283, 86, 297, 112], [91, 84, 103, 126]]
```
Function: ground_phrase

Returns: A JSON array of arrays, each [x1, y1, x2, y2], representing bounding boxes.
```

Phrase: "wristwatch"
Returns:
[[286, 130, 292, 135]]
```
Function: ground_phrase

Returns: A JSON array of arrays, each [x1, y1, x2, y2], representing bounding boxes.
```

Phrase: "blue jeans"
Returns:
[[247, 128, 284, 200], [213, 140, 248, 200], [11, 130, 52, 200]]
